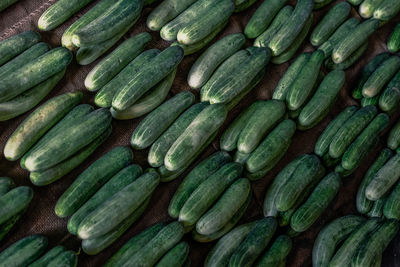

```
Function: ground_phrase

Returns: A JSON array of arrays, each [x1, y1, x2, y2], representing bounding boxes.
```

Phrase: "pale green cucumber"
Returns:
[[0, 31, 41, 66]]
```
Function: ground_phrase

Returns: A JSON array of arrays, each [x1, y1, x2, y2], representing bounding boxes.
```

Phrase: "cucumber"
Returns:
[[146, 0, 198, 31], [77, 172, 160, 239], [388, 120, 400, 150], [361, 96, 379, 107], [67, 164, 142, 235], [332, 19, 379, 64], [38, 0, 95, 31], [325, 41, 368, 70], [3, 91, 82, 161], [229, 217, 277, 267], [164, 103, 227, 171], [268, 0, 314, 56], [367, 198, 385, 217], [148, 102, 208, 167], [321, 152, 341, 168], [357, 148, 393, 214], [379, 69, 400, 114], [328, 105, 377, 158], [244, 0, 288, 39], [0, 235, 48, 266], [388, 23, 400, 53], [0, 31, 40, 66], [341, 113, 389, 170], [46, 250, 77, 267], [290, 172, 341, 232], [384, 178, 400, 219], [131, 91, 194, 150], [237, 100, 286, 154], [312, 215, 366, 267], [85, 33, 152, 91], [359, 0, 384, 18], [313, 0, 334, 9], [55, 146, 133, 218], [0, 186, 33, 225], [29, 246, 66, 267], [246, 119, 296, 173], [168, 151, 231, 218], [196, 178, 251, 236], [178, 162, 243, 226], [256, 235, 292, 267], [373, 0, 400, 20], [187, 33, 245, 89], [112, 46, 184, 111], [233, 0, 257, 12], [0, 213, 22, 242], [0, 177, 14, 197], [366, 153, 400, 201], [348, 0, 363, 4], [234, 151, 250, 165], [155, 242, 189, 267], [298, 70, 345, 130], [352, 220, 399, 267], [0, 47, 72, 103]]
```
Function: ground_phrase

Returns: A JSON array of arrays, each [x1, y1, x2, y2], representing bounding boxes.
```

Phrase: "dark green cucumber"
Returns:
[[313, 0, 334, 9], [321, 152, 341, 168], [85, 33, 152, 91], [359, 0, 384, 18], [367, 198, 385, 217], [46, 250, 77, 267], [373, 0, 400, 21], [244, 0, 288, 39], [298, 70, 345, 130], [312, 215, 366, 267], [131, 91, 194, 150], [0, 177, 14, 197], [0, 186, 33, 225], [0, 31, 40, 66], [361, 95, 379, 107], [3, 91, 82, 161], [379, 69, 400, 114], [29, 246, 66, 267], [233, 0, 257, 12], [325, 42, 368, 70], [55, 146, 133, 218], [388, 120, 400, 150], [384, 179, 400, 219], [155, 242, 189, 267], [388, 23, 400, 53], [229, 217, 277, 267], [256, 235, 292, 267], [0, 213, 22, 242]]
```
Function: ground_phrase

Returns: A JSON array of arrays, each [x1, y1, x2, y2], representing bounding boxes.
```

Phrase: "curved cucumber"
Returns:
[[155, 241, 189, 267], [0, 186, 33, 225], [388, 23, 400, 53], [29, 246, 66, 267], [379, 69, 400, 114], [0, 31, 41, 66], [256, 235, 292, 267]]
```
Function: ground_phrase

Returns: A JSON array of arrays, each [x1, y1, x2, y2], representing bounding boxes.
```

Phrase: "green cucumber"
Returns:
[[188, 33, 245, 89], [348, 0, 363, 5], [0, 214, 22, 242], [321, 152, 341, 168], [0, 0, 18, 11], [155, 242, 189, 267], [367, 198, 385, 217], [256, 235, 292, 267], [0, 31, 40, 66], [325, 41, 368, 70], [388, 23, 400, 53], [373, 0, 400, 20], [298, 70, 345, 130], [314, 0, 334, 9], [312, 215, 366, 267], [55, 146, 133, 217], [3, 91, 82, 161], [234, 151, 250, 164], [29, 246, 66, 267], [46, 250, 77, 267], [359, 0, 384, 18], [85, 33, 152, 91], [379, 69, 400, 114], [361, 95, 379, 107], [244, 0, 288, 39], [0, 177, 14, 197], [388, 120, 400, 150], [164, 103, 227, 171], [233, 0, 257, 12], [0, 186, 33, 225], [384, 179, 400, 219]]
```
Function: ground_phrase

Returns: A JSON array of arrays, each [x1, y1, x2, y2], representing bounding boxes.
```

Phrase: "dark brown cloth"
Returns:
[[0, 0, 399, 266]]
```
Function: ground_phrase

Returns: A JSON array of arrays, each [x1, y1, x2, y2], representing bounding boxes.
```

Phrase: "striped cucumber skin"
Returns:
[[329, 105, 377, 159], [286, 50, 324, 111], [77, 172, 160, 239], [379, 69, 400, 114], [55, 146, 133, 218], [342, 113, 389, 170], [268, 0, 314, 56], [312, 215, 365, 267], [38, 0, 94, 31], [298, 70, 345, 130], [310, 2, 351, 46], [229, 217, 277, 267], [123, 222, 184, 267], [0, 186, 33, 225], [272, 53, 310, 101], [95, 49, 159, 108], [85, 33, 151, 91], [359, 0, 384, 18], [329, 218, 381, 267], [0, 47, 72, 103], [67, 164, 142, 235], [0, 177, 14, 197], [3, 91, 82, 161], [352, 220, 399, 267], [131, 91, 194, 150], [168, 151, 231, 218], [384, 178, 400, 219], [196, 178, 251, 236], [46, 250, 77, 267], [275, 154, 322, 212], [146, 0, 197, 31], [366, 153, 400, 201], [188, 33, 245, 89], [362, 56, 400, 98], [244, 0, 288, 39], [112, 46, 184, 111], [254, 5, 293, 49], [72, 0, 142, 47], [29, 246, 66, 267], [367, 198, 385, 218], [332, 18, 379, 64], [0, 235, 48, 266], [290, 172, 341, 233], [325, 41, 368, 70], [205, 222, 255, 267], [388, 23, 400, 53], [246, 119, 296, 173], [0, 31, 40, 66], [149, 102, 208, 167], [165, 103, 227, 171], [155, 242, 189, 267], [388, 120, 400, 150], [237, 100, 286, 154], [373, 0, 400, 20], [256, 235, 292, 267], [178, 162, 243, 226], [357, 148, 392, 214]]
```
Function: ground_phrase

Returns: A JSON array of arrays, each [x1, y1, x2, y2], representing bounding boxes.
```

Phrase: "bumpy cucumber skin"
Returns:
[[379, 69, 400, 114], [256, 235, 292, 267], [388, 23, 400, 53], [0, 31, 41, 66]]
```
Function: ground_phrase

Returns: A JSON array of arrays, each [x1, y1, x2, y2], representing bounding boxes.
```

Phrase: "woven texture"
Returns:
[[0, 0, 399, 266]]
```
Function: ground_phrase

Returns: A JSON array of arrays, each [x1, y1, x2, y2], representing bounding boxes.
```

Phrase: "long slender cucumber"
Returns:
[[0, 31, 41, 66]]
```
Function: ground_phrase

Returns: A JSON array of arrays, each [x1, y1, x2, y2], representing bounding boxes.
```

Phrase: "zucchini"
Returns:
[[379, 69, 400, 114], [325, 41, 368, 70], [46, 250, 77, 267], [29, 246, 66, 267], [0, 186, 33, 225], [55, 146, 133, 218], [388, 23, 400, 53], [359, 0, 384, 18], [256, 235, 292, 267], [0, 177, 14, 197], [0, 31, 40, 66], [155, 242, 189, 267], [373, 0, 400, 20], [388, 120, 400, 150]]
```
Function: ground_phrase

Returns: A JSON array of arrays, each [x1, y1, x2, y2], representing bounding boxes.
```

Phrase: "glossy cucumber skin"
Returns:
[[55, 146, 133, 218], [388, 120, 400, 150], [0, 186, 33, 225], [256, 235, 292, 267], [0, 31, 41, 66], [388, 23, 400, 53], [29, 246, 66, 267], [46, 250, 78, 267], [155, 241, 189, 267], [373, 0, 400, 21], [379, 69, 400, 114]]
